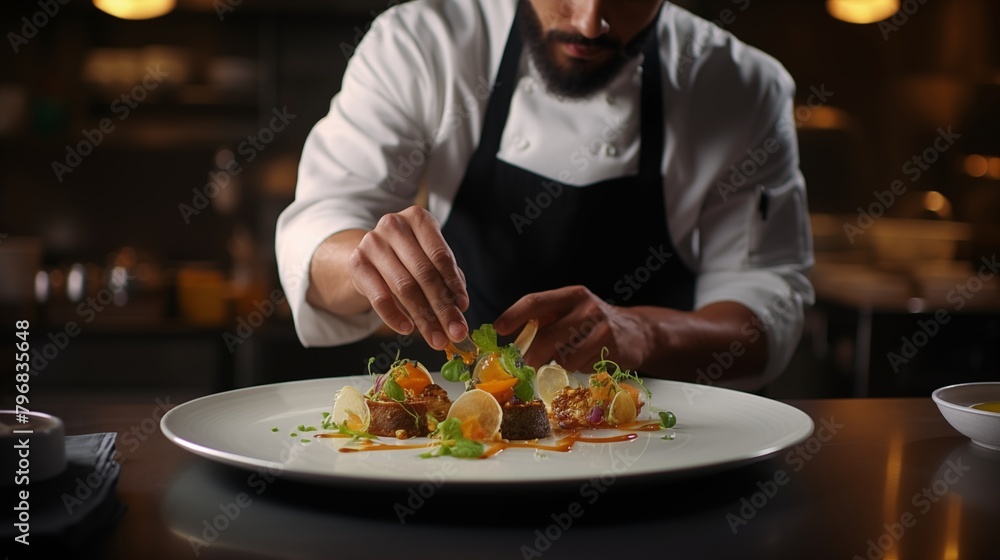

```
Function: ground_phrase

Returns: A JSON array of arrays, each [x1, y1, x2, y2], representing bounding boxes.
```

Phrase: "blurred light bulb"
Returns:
[[93, 0, 175, 20], [110, 266, 130, 293], [35, 271, 49, 303], [67, 264, 85, 302], [963, 154, 988, 178], [827, 0, 899, 24], [987, 157, 1000, 180], [923, 191, 952, 219], [924, 191, 946, 213]]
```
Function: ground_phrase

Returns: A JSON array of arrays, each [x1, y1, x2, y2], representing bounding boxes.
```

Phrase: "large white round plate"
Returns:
[[160, 375, 814, 486]]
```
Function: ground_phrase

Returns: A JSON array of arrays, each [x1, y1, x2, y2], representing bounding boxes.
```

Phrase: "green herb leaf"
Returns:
[[271, 427, 279, 432], [383, 374, 405, 402], [420, 417, 485, 459], [437, 416, 464, 440], [441, 356, 468, 383], [471, 324, 500, 354], [290, 433, 298, 437], [301, 439, 312, 443], [499, 344, 535, 402], [449, 438, 487, 458]]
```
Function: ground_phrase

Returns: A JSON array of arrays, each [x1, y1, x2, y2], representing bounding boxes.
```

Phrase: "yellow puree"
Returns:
[[970, 401, 1000, 413]]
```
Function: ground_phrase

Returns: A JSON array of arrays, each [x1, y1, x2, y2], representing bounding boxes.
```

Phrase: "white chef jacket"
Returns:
[[275, 0, 815, 391]]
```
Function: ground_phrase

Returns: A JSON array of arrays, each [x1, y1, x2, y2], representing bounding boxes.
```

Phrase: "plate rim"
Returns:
[[160, 376, 816, 486]]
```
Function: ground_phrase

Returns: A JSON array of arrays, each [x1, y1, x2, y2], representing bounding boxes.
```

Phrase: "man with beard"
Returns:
[[276, 0, 814, 390]]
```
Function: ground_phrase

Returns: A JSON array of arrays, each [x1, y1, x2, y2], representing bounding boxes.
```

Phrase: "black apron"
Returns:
[[442, 11, 696, 327]]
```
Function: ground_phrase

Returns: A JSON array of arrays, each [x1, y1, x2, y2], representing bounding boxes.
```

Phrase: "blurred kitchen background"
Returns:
[[1, 0, 998, 399]]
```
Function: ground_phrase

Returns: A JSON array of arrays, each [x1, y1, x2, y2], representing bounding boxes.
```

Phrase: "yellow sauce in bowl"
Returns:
[[970, 401, 1000, 414]]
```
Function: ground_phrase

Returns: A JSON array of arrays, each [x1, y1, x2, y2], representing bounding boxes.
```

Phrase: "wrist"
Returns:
[[305, 230, 371, 316], [627, 302, 768, 382], [629, 306, 687, 372]]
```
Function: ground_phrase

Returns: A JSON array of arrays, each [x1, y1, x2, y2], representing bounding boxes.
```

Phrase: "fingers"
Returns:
[[524, 308, 611, 371], [404, 208, 470, 336], [350, 208, 468, 349], [349, 236, 418, 334], [554, 320, 610, 372], [495, 285, 591, 336], [495, 286, 612, 370]]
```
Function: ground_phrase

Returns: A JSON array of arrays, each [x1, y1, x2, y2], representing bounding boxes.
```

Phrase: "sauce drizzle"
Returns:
[[326, 428, 647, 458], [338, 441, 436, 453]]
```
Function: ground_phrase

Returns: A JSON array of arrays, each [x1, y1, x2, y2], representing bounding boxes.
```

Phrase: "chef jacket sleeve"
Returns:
[[690, 40, 815, 391], [275, 8, 440, 347]]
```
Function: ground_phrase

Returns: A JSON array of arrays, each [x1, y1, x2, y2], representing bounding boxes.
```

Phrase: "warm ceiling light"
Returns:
[[827, 0, 899, 24], [923, 191, 947, 213], [94, 0, 176, 20], [964, 154, 989, 177], [988, 157, 1000, 180]]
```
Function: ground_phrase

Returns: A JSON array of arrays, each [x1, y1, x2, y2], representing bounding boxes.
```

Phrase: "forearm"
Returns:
[[631, 301, 768, 383], [305, 229, 372, 316]]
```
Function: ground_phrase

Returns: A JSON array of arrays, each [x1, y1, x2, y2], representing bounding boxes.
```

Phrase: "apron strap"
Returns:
[[473, 13, 525, 162]]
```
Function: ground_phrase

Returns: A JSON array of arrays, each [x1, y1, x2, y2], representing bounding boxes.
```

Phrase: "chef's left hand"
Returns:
[[494, 285, 650, 372]]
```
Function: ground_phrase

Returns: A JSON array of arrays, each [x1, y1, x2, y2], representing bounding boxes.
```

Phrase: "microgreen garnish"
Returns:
[[363, 352, 426, 428], [593, 347, 651, 400], [327, 420, 378, 442], [270, 427, 278, 432], [420, 417, 484, 459], [468, 324, 536, 399], [300, 439, 312, 444], [319, 410, 378, 441], [289, 432, 298, 437], [297, 424, 318, 432]]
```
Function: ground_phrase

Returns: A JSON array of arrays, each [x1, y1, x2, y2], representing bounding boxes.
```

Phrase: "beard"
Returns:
[[517, 0, 658, 100]]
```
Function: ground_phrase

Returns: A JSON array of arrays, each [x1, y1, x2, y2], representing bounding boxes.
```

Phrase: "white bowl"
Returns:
[[0, 410, 67, 483], [932, 382, 1000, 451]]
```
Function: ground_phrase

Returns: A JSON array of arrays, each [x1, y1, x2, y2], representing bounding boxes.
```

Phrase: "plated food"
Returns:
[[320, 324, 678, 459], [328, 355, 451, 439], [441, 322, 551, 441], [540, 348, 652, 429]]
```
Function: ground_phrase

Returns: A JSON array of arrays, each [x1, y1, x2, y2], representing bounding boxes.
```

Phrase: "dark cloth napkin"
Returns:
[[2, 432, 125, 554]]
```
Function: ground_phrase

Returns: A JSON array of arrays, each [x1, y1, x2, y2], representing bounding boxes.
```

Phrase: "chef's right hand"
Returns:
[[348, 206, 470, 350]]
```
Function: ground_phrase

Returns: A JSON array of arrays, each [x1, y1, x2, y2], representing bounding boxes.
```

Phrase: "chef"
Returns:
[[275, 0, 814, 391]]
